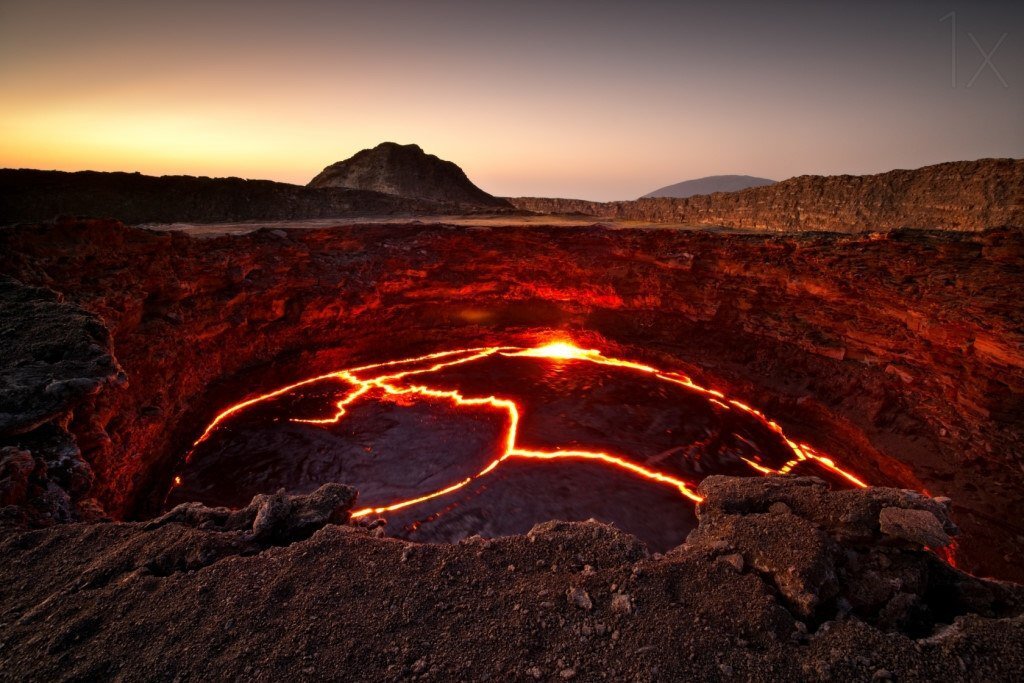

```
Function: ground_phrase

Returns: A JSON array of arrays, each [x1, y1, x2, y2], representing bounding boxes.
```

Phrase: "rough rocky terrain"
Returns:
[[309, 142, 510, 208], [0, 169, 514, 226], [1, 217, 1023, 679], [1, 477, 1021, 681], [1, 218, 1023, 581], [0, 278, 125, 530], [511, 159, 1024, 232]]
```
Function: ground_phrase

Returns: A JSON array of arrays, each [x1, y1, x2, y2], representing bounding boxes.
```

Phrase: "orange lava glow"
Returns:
[[184, 341, 868, 519]]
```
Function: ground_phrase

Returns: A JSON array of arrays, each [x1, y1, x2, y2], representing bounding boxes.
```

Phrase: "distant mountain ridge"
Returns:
[[642, 174, 776, 199], [0, 169, 513, 225], [0, 142, 513, 225], [309, 142, 510, 208], [507, 158, 1024, 233]]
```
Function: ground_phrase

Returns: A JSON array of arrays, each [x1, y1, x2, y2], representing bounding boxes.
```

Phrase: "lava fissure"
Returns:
[[177, 341, 868, 524]]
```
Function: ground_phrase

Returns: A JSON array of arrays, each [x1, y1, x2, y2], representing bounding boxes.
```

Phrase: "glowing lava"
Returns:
[[177, 341, 868, 526]]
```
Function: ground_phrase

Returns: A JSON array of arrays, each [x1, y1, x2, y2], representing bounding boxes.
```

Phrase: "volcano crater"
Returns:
[[2, 218, 1023, 582]]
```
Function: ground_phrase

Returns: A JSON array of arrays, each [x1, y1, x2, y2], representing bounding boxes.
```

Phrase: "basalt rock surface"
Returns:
[[0, 278, 123, 436], [511, 158, 1024, 232], [2, 217, 1024, 679], [0, 218, 1023, 591], [0, 278, 124, 528], [309, 142, 511, 208], [0, 476, 1021, 681]]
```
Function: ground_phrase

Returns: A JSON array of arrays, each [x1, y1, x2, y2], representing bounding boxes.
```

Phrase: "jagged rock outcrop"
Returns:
[[688, 476, 971, 625], [0, 168, 512, 226], [308, 142, 511, 208], [145, 482, 356, 544], [0, 476, 1021, 680], [0, 277, 124, 528], [511, 158, 1024, 232], [0, 278, 123, 435]]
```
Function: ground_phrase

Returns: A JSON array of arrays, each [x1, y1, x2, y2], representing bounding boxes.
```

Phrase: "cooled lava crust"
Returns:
[[168, 339, 872, 552], [1, 218, 1023, 680]]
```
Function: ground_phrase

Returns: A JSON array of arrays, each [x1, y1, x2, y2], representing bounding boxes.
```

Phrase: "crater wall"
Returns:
[[1, 218, 1022, 580]]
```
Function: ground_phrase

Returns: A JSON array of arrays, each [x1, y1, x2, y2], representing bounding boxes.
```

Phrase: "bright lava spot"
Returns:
[[512, 341, 600, 360], [180, 340, 868, 528]]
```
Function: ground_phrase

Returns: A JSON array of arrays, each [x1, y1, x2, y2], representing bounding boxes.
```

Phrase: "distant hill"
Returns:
[[0, 169, 511, 226], [309, 142, 510, 208], [641, 175, 776, 199]]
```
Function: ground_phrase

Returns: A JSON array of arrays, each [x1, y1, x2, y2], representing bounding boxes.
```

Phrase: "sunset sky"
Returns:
[[1, 0, 1021, 200]]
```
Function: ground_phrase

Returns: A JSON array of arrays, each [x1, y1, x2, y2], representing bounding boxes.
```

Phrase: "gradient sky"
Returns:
[[1, 1, 1021, 200]]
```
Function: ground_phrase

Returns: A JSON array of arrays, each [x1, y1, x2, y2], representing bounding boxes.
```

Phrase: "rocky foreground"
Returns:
[[1, 476, 1021, 681]]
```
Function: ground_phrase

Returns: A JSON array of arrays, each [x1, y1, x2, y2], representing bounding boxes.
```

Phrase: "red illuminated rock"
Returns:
[[0, 218, 1022, 585]]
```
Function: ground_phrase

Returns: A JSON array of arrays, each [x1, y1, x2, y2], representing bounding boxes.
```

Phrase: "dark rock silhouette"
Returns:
[[0, 278, 123, 436], [0, 166, 515, 226], [309, 142, 510, 208]]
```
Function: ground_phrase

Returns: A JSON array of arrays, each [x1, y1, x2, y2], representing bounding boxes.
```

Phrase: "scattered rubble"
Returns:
[[0, 476, 1020, 680]]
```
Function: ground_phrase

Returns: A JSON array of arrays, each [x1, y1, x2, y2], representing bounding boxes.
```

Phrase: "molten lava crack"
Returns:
[[179, 342, 868, 522]]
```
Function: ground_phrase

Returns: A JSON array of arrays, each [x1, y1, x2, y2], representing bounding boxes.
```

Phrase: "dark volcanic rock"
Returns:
[[0, 218, 1023, 679], [511, 158, 1024, 232], [879, 506, 952, 548], [0, 448, 36, 507], [0, 278, 122, 528], [0, 477, 1020, 681], [688, 477, 976, 624], [0, 168, 512, 225], [0, 277, 123, 436], [145, 482, 357, 544], [309, 142, 511, 208], [1, 218, 1023, 583]]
